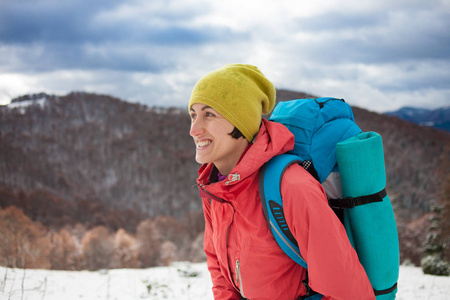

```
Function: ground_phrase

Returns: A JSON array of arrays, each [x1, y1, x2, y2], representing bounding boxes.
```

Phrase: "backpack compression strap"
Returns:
[[259, 154, 308, 268], [328, 189, 387, 209]]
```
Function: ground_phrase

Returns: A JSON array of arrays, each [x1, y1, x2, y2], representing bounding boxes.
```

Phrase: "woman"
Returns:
[[188, 64, 375, 300]]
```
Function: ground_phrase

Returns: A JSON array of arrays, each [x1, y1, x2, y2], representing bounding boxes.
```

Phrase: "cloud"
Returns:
[[287, 8, 450, 63], [0, 0, 449, 111], [0, 0, 113, 44], [0, 0, 236, 47], [0, 0, 241, 72]]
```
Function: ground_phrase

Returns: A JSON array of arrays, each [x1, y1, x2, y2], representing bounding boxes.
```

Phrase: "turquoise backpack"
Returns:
[[260, 98, 399, 299]]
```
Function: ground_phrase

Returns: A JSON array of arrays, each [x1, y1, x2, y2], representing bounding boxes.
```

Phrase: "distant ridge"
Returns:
[[385, 106, 450, 132]]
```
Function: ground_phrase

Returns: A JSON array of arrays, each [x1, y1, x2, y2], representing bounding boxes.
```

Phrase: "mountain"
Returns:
[[385, 106, 450, 132], [0, 92, 200, 231], [1, 90, 449, 266]]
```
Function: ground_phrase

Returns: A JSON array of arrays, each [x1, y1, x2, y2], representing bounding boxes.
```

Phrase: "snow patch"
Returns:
[[1, 263, 449, 300], [7, 96, 47, 114]]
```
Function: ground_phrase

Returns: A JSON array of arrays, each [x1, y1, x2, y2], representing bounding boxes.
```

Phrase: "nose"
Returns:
[[189, 117, 204, 137]]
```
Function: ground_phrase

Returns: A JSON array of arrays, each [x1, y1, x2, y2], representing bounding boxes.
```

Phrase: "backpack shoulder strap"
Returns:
[[259, 153, 308, 269]]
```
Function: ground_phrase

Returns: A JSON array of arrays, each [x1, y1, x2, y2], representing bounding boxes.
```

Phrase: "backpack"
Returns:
[[260, 97, 399, 299]]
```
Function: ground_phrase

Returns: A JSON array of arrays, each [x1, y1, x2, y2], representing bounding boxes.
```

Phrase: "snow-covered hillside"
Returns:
[[1, 263, 449, 299]]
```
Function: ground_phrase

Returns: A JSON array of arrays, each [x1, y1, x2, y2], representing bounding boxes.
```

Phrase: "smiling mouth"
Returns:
[[197, 140, 211, 148]]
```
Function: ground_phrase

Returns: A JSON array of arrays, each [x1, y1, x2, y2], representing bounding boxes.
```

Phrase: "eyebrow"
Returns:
[[190, 105, 212, 112]]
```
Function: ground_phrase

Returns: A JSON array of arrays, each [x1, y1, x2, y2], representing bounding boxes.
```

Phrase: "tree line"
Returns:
[[0, 188, 205, 271]]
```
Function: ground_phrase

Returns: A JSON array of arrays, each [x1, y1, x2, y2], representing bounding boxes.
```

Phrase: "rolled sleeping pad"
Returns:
[[336, 132, 399, 299]]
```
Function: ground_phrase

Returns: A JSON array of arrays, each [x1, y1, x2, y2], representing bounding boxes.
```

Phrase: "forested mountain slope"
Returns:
[[1, 90, 448, 265]]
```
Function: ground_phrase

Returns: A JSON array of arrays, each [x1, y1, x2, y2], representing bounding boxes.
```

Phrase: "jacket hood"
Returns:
[[196, 119, 295, 188]]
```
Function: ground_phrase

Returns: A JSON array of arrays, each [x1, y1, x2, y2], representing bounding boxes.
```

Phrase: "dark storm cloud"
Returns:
[[0, 0, 115, 44], [0, 0, 239, 72], [0, 2, 229, 46], [293, 10, 450, 64], [286, 8, 450, 95], [294, 11, 386, 31]]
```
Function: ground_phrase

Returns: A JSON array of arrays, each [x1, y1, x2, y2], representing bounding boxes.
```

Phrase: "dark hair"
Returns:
[[229, 127, 245, 139]]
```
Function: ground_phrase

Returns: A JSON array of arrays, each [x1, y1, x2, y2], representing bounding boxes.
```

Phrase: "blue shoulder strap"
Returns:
[[259, 153, 308, 269]]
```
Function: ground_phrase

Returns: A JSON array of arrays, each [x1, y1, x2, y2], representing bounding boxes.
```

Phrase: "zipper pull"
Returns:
[[235, 260, 245, 298], [235, 260, 240, 284]]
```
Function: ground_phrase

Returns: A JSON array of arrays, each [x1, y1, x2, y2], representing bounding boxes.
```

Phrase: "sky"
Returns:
[[0, 0, 449, 112]]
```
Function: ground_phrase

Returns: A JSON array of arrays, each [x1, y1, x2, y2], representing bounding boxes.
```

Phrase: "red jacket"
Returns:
[[197, 119, 375, 300]]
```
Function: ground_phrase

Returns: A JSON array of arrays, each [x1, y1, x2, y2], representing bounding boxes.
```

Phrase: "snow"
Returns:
[[421, 121, 436, 127], [1, 263, 449, 300], [5, 95, 48, 115], [7, 97, 47, 110], [0, 262, 212, 300]]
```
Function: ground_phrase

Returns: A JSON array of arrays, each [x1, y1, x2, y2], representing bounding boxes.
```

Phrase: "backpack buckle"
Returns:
[[328, 197, 356, 209]]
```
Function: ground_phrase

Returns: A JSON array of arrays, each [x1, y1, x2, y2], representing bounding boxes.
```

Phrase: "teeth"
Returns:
[[197, 140, 211, 147]]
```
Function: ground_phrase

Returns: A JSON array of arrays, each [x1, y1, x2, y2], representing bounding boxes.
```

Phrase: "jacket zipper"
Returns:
[[199, 185, 242, 296], [235, 260, 246, 298]]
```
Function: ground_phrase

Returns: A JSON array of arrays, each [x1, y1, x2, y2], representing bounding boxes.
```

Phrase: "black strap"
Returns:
[[314, 98, 345, 109], [374, 282, 398, 296], [300, 160, 319, 182], [298, 271, 321, 300], [328, 188, 387, 209]]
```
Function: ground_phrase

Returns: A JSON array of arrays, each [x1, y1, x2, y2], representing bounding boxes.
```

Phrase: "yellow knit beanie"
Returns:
[[188, 64, 276, 142]]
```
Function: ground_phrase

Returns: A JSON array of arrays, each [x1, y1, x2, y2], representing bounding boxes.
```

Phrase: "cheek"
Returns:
[[211, 122, 234, 137]]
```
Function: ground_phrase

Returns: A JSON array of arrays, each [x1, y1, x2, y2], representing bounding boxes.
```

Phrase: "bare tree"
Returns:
[[136, 219, 161, 268], [0, 207, 50, 269], [81, 226, 114, 270], [112, 228, 137, 268]]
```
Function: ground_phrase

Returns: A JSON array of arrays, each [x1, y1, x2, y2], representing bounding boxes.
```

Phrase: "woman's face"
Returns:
[[189, 103, 248, 175]]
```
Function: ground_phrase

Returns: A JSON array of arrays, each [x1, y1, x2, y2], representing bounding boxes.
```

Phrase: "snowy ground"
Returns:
[[1, 263, 449, 300]]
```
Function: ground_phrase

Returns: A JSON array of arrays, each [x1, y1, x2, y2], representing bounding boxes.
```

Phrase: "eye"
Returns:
[[189, 112, 197, 121], [205, 111, 215, 117]]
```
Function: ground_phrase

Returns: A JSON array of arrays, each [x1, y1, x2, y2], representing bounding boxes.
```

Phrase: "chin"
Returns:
[[195, 156, 208, 165]]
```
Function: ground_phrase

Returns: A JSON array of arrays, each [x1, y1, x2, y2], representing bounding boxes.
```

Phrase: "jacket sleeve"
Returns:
[[202, 198, 241, 300], [281, 164, 375, 300]]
